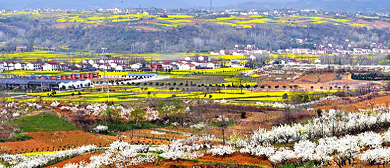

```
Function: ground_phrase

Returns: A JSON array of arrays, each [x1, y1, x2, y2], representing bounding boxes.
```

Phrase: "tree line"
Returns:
[[1, 17, 390, 53]]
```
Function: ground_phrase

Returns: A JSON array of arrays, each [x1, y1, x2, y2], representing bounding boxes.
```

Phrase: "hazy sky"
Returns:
[[1, 0, 382, 12]]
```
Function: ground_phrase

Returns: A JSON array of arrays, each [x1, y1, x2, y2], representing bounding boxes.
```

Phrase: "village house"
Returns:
[[43, 62, 60, 71], [100, 58, 129, 65], [59, 63, 69, 71], [114, 65, 124, 71], [290, 48, 310, 54], [161, 62, 173, 71], [15, 45, 28, 52], [191, 61, 208, 68], [98, 63, 112, 71], [14, 62, 26, 70], [227, 61, 245, 67], [151, 63, 164, 71], [26, 62, 42, 71], [130, 63, 142, 71], [353, 48, 371, 53], [206, 62, 221, 69], [178, 63, 196, 70], [4, 62, 15, 71]]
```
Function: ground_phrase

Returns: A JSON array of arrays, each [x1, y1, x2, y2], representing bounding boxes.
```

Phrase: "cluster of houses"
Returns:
[[217, 43, 390, 58], [83, 56, 223, 71], [212, 45, 269, 57], [271, 63, 390, 73], [0, 62, 66, 71], [149, 57, 222, 71], [277, 47, 390, 55], [0, 55, 227, 72]]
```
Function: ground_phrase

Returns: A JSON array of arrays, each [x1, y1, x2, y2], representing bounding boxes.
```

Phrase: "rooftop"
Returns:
[[0, 78, 89, 85]]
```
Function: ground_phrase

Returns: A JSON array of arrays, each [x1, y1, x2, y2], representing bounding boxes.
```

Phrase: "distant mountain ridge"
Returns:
[[1, 0, 390, 12], [0, 0, 192, 10], [217, 0, 390, 12]]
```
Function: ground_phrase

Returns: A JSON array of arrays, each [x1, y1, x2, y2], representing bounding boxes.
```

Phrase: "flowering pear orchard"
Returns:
[[1, 4, 390, 168]]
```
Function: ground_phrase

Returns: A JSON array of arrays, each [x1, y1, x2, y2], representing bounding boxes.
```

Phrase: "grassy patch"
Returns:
[[103, 122, 157, 132], [9, 131, 32, 142], [179, 158, 267, 167], [10, 113, 78, 132], [280, 162, 315, 168]]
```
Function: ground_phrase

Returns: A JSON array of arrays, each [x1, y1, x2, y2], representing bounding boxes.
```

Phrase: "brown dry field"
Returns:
[[0, 139, 51, 154], [0, 130, 110, 154], [261, 73, 384, 90], [134, 25, 159, 31], [101, 134, 171, 145], [317, 94, 390, 111], [228, 111, 285, 134], [46, 152, 103, 168], [128, 153, 272, 168]]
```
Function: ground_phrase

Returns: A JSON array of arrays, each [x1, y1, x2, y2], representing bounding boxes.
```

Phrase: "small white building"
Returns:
[[206, 62, 221, 69], [131, 63, 142, 70], [250, 55, 256, 61], [43, 62, 60, 71], [99, 64, 112, 70], [115, 65, 123, 71], [59, 79, 92, 90], [88, 59, 95, 65], [26, 63, 42, 71], [4, 62, 15, 71], [14, 63, 26, 70], [178, 63, 196, 70], [227, 62, 245, 67], [109, 62, 118, 68], [162, 64, 173, 70]]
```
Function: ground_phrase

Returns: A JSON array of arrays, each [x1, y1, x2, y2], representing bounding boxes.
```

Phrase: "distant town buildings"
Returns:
[[0, 78, 92, 91], [15, 45, 28, 52]]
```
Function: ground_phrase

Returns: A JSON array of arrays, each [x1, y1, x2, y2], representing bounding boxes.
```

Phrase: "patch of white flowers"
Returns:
[[216, 115, 229, 122], [0, 145, 97, 168], [238, 128, 390, 167], [57, 103, 153, 120], [256, 96, 338, 108], [209, 145, 235, 156], [93, 125, 108, 133], [50, 101, 60, 107], [234, 109, 390, 146], [1, 102, 45, 122], [146, 107, 159, 121], [26, 102, 42, 109], [55, 135, 220, 168], [190, 122, 206, 130], [160, 137, 208, 160]]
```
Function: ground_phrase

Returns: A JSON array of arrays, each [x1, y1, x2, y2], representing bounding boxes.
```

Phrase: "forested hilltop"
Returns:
[[1, 10, 390, 53], [2, 22, 390, 53]]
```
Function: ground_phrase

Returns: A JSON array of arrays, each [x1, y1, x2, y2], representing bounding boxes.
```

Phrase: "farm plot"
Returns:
[[46, 152, 103, 168], [28, 130, 110, 148], [0, 130, 109, 154], [295, 73, 337, 83], [101, 135, 171, 145], [10, 113, 78, 132]]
